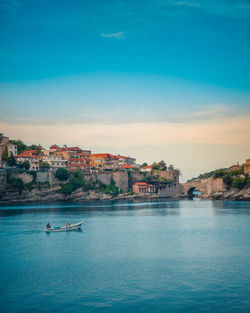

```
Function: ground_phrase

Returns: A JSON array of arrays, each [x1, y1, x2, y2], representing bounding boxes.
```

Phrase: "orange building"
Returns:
[[91, 153, 119, 172]]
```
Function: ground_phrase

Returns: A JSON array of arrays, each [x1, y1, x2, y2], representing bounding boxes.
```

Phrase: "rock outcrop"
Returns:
[[211, 187, 250, 201]]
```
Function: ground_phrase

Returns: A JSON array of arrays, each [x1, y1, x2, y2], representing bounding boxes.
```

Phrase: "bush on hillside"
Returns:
[[232, 177, 246, 190], [60, 183, 75, 195], [55, 168, 69, 181], [7, 177, 24, 193], [223, 173, 233, 188]]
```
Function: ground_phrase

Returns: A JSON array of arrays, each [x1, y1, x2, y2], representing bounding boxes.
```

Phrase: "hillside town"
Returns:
[[0, 133, 181, 198], [1, 133, 250, 202]]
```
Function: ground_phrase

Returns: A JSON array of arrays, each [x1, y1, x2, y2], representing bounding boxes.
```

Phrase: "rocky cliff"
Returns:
[[210, 187, 250, 201]]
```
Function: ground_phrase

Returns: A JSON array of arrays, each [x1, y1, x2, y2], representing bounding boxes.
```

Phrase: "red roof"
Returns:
[[92, 153, 117, 159], [16, 150, 40, 158], [143, 165, 152, 168], [134, 182, 147, 186], [122, 164, 133, 169]]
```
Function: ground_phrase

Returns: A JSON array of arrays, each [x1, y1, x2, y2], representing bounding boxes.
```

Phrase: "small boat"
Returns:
[[45, 221, 83, 232]]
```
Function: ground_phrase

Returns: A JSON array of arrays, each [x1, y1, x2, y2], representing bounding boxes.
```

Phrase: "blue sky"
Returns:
[[0, 0, 250, 180]]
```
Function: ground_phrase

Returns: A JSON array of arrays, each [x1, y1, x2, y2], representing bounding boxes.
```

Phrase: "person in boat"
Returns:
[[46, 222, 51, 229]]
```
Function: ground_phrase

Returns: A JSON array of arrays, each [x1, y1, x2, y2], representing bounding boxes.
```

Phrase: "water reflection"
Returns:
[[0, 199, 181, 217]]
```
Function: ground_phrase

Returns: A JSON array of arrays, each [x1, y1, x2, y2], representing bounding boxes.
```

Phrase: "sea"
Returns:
[[0, 199, 249, 313]]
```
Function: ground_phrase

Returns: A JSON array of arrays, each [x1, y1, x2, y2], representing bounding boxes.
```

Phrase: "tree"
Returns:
[[223, 173, 232, 187], [39, 162, 50, 170], [55, 168, 69, 181], [231, 168, 244, 176], [141, 162, 148, 167], [213, 169, 227, 178], [232, 177, 246, 190], [7, 153, 16, 167], [60, 183, 75, 195], [28, 145, 41, 153], [158, 160, 167, 170], [168, 164, 174, 171], [2, 146, 9, 161], [152, 162, 159, 170], [20, 160, 30, 170], [9, 139, 27, 154]]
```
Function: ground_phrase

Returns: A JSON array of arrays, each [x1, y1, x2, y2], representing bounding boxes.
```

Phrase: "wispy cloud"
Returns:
[[100, 32, 126, 39], [158, 0, 250, 18]]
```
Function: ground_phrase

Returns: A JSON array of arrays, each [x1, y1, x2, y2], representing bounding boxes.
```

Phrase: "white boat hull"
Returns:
[[45, 221, 83, 232]]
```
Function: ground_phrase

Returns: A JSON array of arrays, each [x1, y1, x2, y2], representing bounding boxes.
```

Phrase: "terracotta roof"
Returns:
[[134, 182, 147, 186], [143, 165, 152, 168], [122, 164, 133, 169], [15, 150, 40, 158], [92, 153, 117, 159]]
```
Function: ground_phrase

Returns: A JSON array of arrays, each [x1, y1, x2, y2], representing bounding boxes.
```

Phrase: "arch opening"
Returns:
[[187, 187, 201, 199]]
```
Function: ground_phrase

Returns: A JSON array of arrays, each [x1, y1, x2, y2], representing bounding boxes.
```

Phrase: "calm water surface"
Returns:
[[0, 199, 250, 313]]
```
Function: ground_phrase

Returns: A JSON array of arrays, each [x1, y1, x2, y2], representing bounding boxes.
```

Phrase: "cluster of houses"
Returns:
[[0, 133, 138, 173]]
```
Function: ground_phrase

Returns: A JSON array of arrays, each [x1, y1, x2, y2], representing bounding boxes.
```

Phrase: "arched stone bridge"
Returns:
[[181, 178, 225, 196]]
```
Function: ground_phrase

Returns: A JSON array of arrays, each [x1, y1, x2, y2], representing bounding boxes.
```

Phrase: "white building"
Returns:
[[42, 155, 67, 169]]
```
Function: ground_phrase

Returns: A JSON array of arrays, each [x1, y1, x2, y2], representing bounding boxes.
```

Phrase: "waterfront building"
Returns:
[[133, 182, 157, 194], [15, 150, 41, 170]]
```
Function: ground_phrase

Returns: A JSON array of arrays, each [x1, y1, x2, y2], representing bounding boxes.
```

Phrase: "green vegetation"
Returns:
[[7, 176, 24, 193], [232, 177, 246, 190], [2, 146, 9, 161], [188, 169, 226, 182], [141, 162, 148, 167], [60, 183, 75, 195], [190, 165, 250, 191], [98, 179, 119, 197], [58, 172, 119, 197], [9, 140, 27, 154], [222, 173, 233, 187], [39, 162, 50, 170], [9, 139, 42, 154], [152, 160, 166, 170], [213, 169, 227, 178], [55, 168, 70, 181], [7, 153, 17, 167], [19, 160, 30, 170]]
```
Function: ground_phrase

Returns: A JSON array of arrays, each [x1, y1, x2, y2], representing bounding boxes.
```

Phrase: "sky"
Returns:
[[0, 0, 250, 181]]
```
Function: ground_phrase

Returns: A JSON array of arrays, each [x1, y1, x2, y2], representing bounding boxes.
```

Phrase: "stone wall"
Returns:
[[96, 173, 112, 185], [12, 172, 34, 184], [36, 170, 55, 185], [0, 171, 7, 186], [112, 171, 128, 192], [129, 172, 145, 188], [158, 184, 183, 198]]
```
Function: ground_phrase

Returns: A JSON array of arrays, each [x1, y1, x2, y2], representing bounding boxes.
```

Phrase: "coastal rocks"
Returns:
[[211, 187, 250, 201], [65, 189, 113, 201]]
